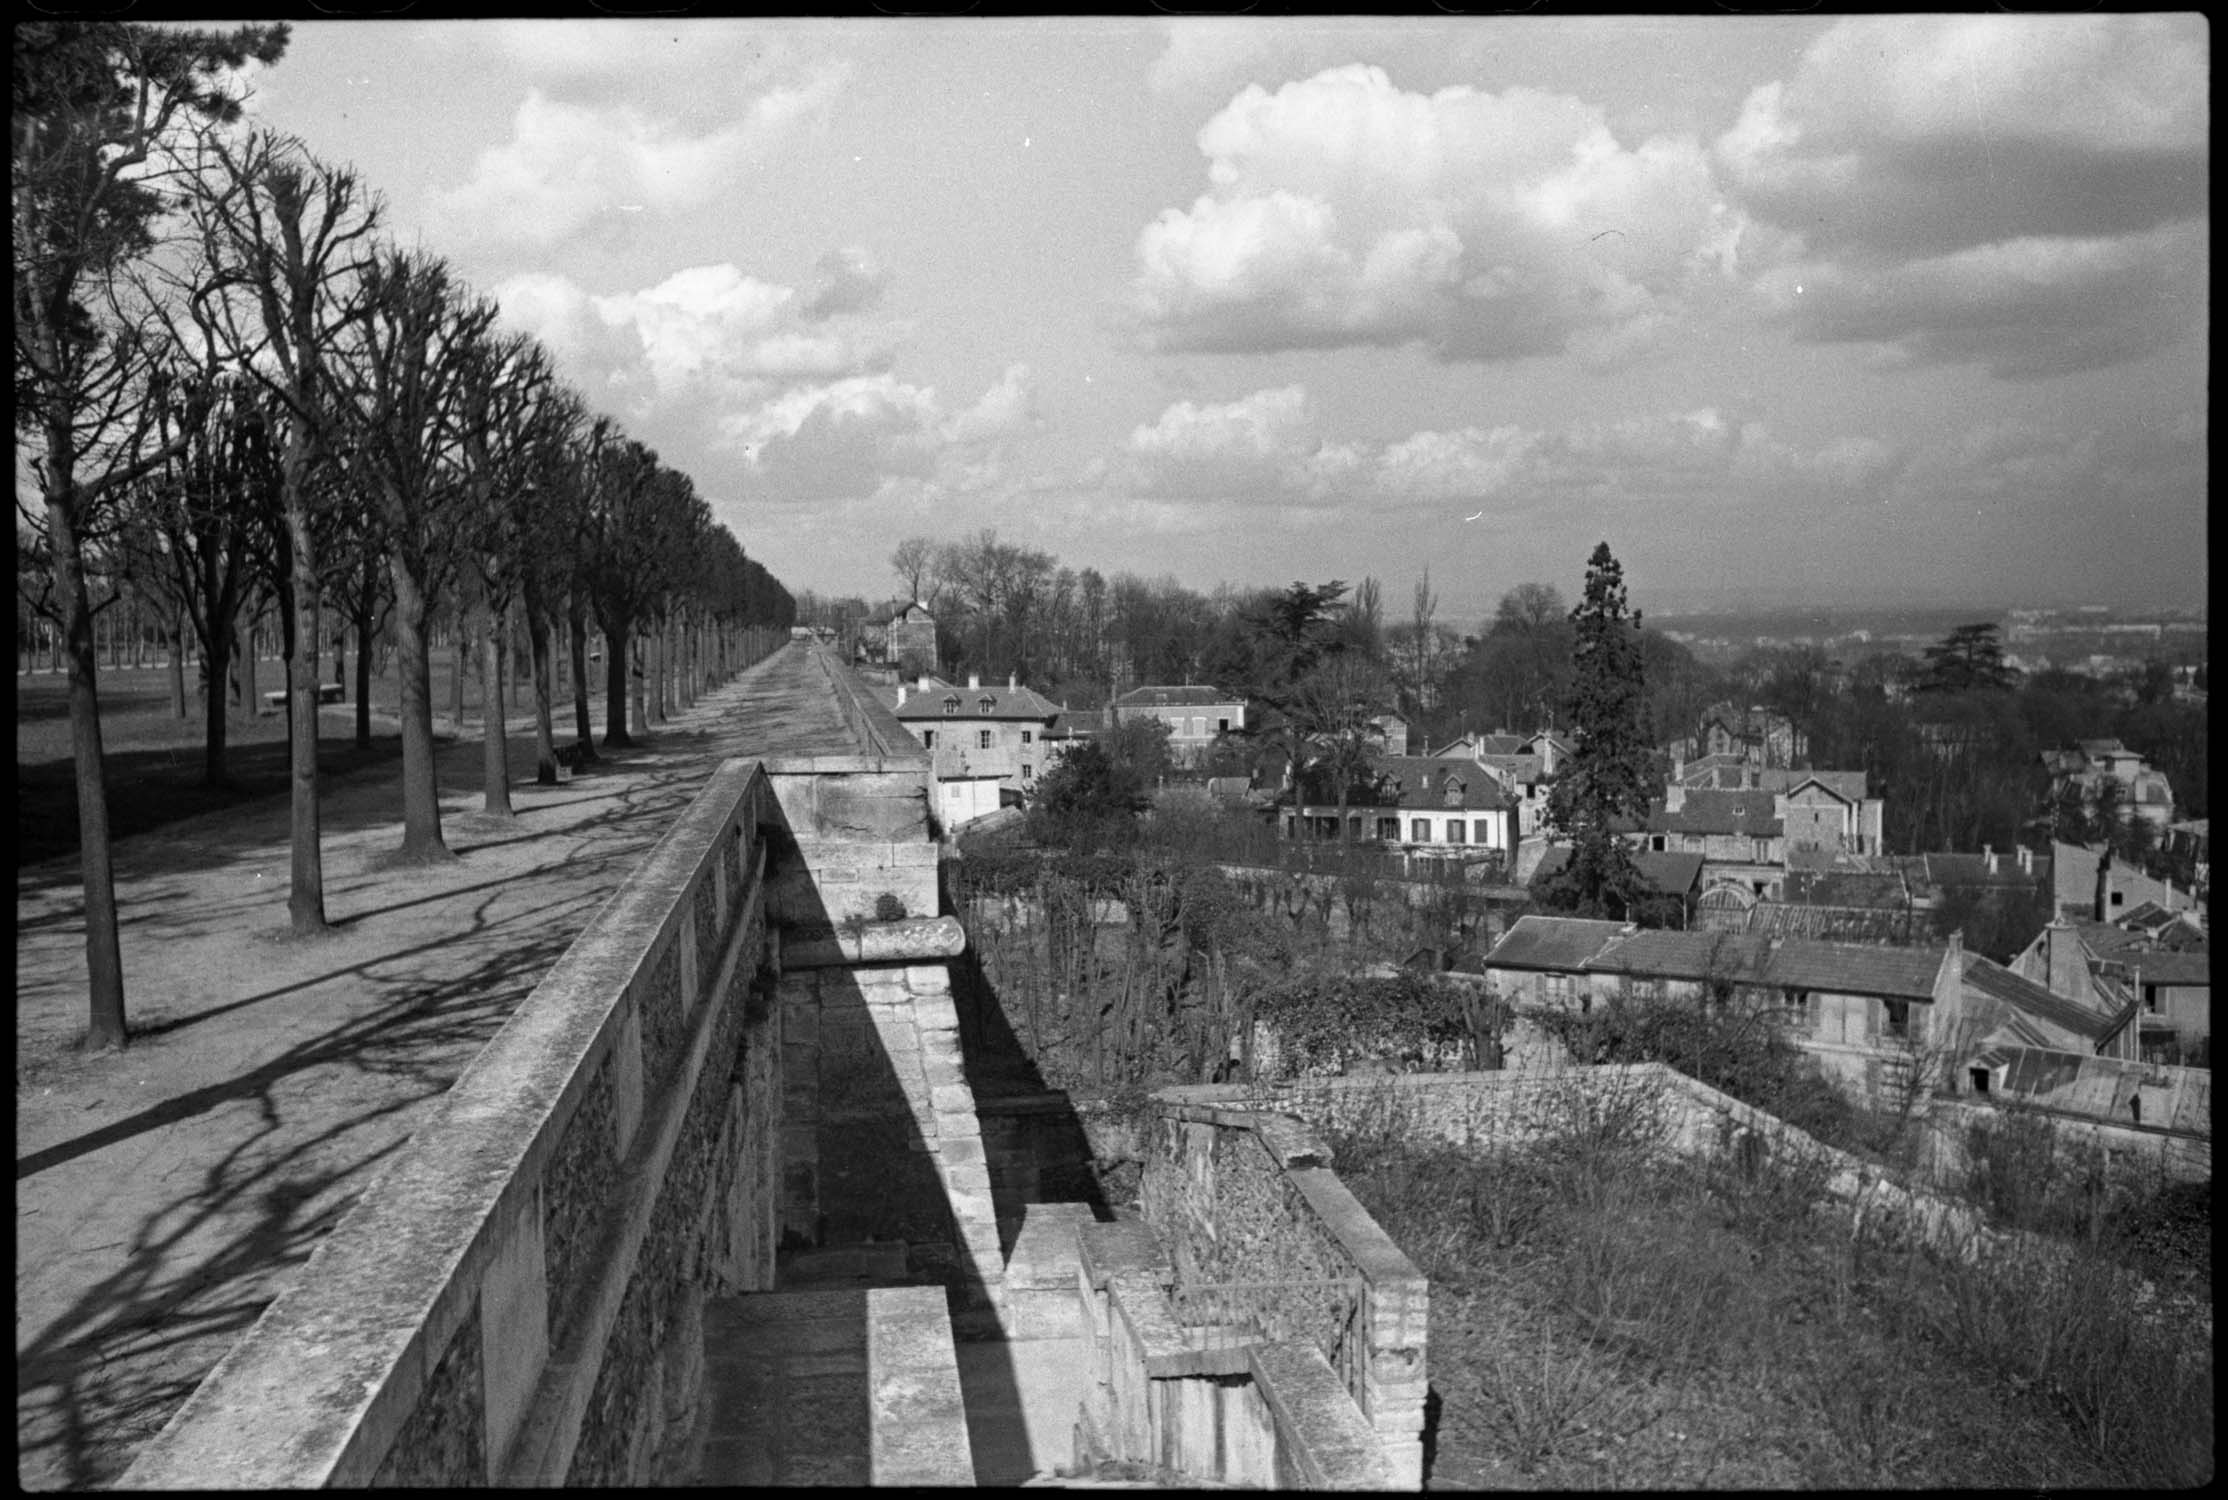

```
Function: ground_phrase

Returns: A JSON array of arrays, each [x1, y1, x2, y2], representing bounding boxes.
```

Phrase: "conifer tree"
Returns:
[[1536, 542, 1653, 919]]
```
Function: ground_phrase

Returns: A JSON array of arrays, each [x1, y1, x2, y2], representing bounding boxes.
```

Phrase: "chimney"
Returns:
[[968, 672, 981, 690], [2094, 847, 2113, 923], [2019, 845, 2033, 876], [918, 674, 931, 691], [2043, 919, 2088, 1005], [1984, 844, 1996, 874], [897, 684, 907, 706], [1008, 672, 1017, 691]]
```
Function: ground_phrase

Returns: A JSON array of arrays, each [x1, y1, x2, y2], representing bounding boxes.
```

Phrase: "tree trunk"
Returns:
[[332, 612, 346, 695], [167, 612, 187, 719], [284, 501, 327, 933], [204, 613, 234, 787], [451, 610, 468, 735], [602, 617, 635, 749], [481, 601, 514, 817], [48, 492, 128, 1050], [241, 611, 259, 722], [629, 635, 648, 739], [355, 604, 375, 750], [389, 559, 450, 859], [648, 621, 667, 725], [569, 608, 598, 758], [528, 607, 559, 785]]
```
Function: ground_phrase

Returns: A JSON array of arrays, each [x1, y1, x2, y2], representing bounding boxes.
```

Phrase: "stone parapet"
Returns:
[[121, 759, 781, 1489]]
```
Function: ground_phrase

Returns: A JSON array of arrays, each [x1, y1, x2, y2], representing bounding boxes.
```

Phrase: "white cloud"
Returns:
[[491, 260, 897, 430], [1112, 386, 1907, 519], [802, 247, 887, 322], [430, 63, 849, 251], [1131, 65, 1736, 363], [723, 366, 1040, 508], [1719, 14, 2208, 375]]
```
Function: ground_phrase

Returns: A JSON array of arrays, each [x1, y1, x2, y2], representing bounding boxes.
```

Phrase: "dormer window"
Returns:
[[942, 696, 959, 714], [1442, 776, 1463, 808], [979, 695, 996, 713]]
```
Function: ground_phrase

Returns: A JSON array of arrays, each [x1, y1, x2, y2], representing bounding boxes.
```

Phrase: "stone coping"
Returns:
[[866, 1286, 976, 1485], [809, 645, 933, 764], [1079, 1220, 1171, 1292], [119, 760, 771, 1490], [781, 914, 968, 969], [1248, 1343, 1400, 1490], [1107, 1274, 1253, 1379]]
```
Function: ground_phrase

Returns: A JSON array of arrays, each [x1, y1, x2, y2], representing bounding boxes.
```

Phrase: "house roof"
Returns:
[[2131, 951, 2210, 986], [1973, 1048, 2210, 1136], [1785, 870, 1909, 909], [1530, 845, 1704, 897], [1045, 708, 1110, 738], [1647, 789, 1783, 837], [1114, 685, 1243, 710], [1763, 940, 1949, 1000], [1775, 771, 1871, 804], [895, 683, 1063, 722], [1586, 930, 1777, 985], [1964, 955, 2129, 1043], [1477, 752, 1548, 785], [1483, 915, 1630, 972], [1922, 852, 2046, 887], [1369, 756, 1514, 812], [1734, 902, 1918, 945]]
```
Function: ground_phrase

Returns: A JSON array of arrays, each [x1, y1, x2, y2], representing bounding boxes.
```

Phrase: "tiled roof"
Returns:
[[1757, 767, 1869, 800], [1586, 930, 1776, 984], [1477, 753, 1548, 784], [1964, 956, 2124, 1042], [2132, 951, 2210, 986], [1648, 790, 1783, 836], [1923, 852, 2046, 887], [1763, 940, 1948, 1000], [1114, 684, 1244, 709], [1739, 903, 1917, 945], [1786, 871, 1909, 909], [1372, 756, 1514, 812], [895, 683, 1063, 722], [1530, 845, 1703, 896], [1483, 915, 1630, 972], [1045, 708, 1110, 737]]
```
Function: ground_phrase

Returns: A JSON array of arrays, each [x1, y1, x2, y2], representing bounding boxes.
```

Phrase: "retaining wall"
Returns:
[[121, 759, 782, 1488], [1139, 1101, 1429, 1487]]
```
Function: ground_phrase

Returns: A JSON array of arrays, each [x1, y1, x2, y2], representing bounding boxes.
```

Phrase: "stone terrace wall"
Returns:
[[1140, 1101, 1428, 1487], [121, 760, 782, 1489], [1168, 1067, 2007, 1257]]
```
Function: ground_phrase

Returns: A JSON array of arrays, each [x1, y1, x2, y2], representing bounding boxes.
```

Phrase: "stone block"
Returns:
[[927, 1084, 975, 1115], [477, 1200, 549, 1482], [937, 1136, 986, 1168]]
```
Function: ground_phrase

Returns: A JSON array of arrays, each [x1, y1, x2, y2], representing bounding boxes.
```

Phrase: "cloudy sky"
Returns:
[[238, 14, 2208, 622]]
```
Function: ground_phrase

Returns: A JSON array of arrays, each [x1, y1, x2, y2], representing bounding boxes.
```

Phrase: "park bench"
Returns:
[[263, 683, 346, 711]]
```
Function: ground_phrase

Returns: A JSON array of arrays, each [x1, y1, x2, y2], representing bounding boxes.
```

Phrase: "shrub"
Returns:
[[1251, 971, 1467, 1077]]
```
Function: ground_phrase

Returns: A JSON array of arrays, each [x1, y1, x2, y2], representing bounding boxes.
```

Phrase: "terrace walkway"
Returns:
[[14, 646, 851, 1490]]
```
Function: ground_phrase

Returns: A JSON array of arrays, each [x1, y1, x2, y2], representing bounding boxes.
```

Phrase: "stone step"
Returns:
[[778, 1239, 911, 1288]]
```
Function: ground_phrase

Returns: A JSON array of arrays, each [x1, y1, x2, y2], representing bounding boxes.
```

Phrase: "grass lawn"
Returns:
[[1325, 1095, 2213, 1490], [15, 652, 617, 868]]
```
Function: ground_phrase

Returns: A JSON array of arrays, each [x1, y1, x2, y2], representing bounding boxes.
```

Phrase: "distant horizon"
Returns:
[[239, 17, 2205, 612]]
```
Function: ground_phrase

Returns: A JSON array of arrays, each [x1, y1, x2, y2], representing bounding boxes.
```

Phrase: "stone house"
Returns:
[[1112, 685, 1247, 769], [2043, 738, 2176, 830], [894, 673, 1061, 801], [1284, 755, 1517, 863], [1632, 788, 1786, 901], [2051, 841, 2197, 921], [1480, 917, 2136, 1102], [1773, 774, 1886, 858], [856, 600, 940, 672], [2012, 918, 2206, 1066]]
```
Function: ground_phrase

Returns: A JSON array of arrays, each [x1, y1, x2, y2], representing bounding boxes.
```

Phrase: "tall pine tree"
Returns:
[[1536, 542, 1653, 919]]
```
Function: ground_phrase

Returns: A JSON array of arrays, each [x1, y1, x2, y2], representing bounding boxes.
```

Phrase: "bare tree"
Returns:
[[15, 19, 290, 1045]]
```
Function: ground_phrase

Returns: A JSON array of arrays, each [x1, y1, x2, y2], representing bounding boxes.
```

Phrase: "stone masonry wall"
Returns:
[[1139, 1103, 1428, 1487], [121, 760, 782, 1490]]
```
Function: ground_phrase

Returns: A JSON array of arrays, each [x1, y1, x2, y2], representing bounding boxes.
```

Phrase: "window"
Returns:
[[1651, 835, 1667, 852], [1190, 716, 1206, 736], [1969, 1066, 1991, 1095], [1882, 999, 1910, 1039], [1627, 976, 1658, 1001], [978, 729, 993, 750], [1347, 815, 1362, 840], [1446, 820, 1466, 844], [1473, 820, 1492, 845], [1218, 717, 1231, 732], [979, 696, 995, 713], [943, 697, 958, 714], [1021, 763, 1033, 782], [1377, 817, 1400, 841], [921, 730, 934, 749], [2144, 986, 2159, 1013], [1021, 730, 1033, 745], [1411, 818, 1430, 842], [1781, 988, 1810, 1029]]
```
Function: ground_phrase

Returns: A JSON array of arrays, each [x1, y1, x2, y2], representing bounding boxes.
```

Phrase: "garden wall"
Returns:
[[122, 759, 783, 1488], [1139, 1100, 1429, 1486]]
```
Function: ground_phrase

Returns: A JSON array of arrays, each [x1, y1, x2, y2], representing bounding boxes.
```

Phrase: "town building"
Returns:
[[892, 672, 1061, 815], [855, 600, 940, 673], [2041, 738, 2176, 830], [1482, 916, 2140, 1102], [1283, 754, 1517, 866], [1111, 685, 1247, 768]]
